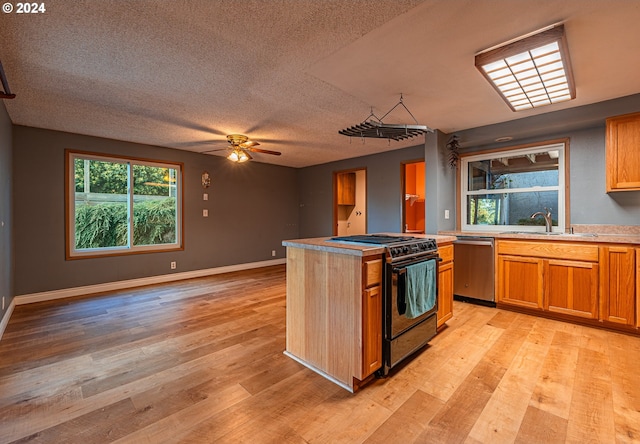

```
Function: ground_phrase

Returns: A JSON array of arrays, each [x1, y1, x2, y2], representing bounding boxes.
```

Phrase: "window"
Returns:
[[460, 141, 567, 232], [66, 151, 183, 258]]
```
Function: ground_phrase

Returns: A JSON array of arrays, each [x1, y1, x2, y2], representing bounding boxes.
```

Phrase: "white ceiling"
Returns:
[[2, 0, 640, 167]]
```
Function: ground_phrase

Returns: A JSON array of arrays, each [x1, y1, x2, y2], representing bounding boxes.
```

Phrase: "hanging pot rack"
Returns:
[[0, 60, 16, 100], [339, 94, 432, 141]]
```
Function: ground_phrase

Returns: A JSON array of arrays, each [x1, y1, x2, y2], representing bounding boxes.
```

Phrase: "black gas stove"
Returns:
[[331, 234, 438, 262]]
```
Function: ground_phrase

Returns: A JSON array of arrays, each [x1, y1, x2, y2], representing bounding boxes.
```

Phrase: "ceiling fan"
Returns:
[[201, 134, 281, 163]]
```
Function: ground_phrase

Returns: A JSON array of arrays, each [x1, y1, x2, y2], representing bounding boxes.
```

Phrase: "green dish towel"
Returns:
[[405, 259, 436, 319]]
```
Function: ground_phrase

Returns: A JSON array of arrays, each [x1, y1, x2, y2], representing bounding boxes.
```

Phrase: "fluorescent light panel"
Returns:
[[475, 25, 575, 111]]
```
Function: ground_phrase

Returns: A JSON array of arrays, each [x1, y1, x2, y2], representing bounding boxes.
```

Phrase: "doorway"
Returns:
[[402, 160, 425, 234], [333, 168, 367, 236]]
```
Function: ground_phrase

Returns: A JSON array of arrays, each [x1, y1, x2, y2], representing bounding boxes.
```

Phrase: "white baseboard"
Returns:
[[14, 258, 286, 306], [0, 298, 16, 341]]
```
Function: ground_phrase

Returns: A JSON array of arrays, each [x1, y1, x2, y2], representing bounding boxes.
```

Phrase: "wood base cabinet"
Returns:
[[600, 246, 636, 326], [497, 241, 599, 319], [362, 258, 383, 376], [497, 240, 640, 334], [637, 249, 640, 328], [437, 244, 454, 327], [545, 259, 599, 319], [497, 255, 544, 310]]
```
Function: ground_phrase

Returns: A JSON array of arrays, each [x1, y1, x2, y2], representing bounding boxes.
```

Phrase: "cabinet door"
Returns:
[[337, 172, 356, 205], [606, 112, 640, 192], [497, 255, 544, 309], [637, 249, 640, 328], [600, 246, 636, 326], [545, 259, 599, 319], [437, 261, 454, 328], [362, 285, 382, 377]]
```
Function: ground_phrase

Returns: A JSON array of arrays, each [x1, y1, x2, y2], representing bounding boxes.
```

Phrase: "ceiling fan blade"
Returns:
[[200, 147, 230, 154], [247, 147, 282, 156], [240, 141, 260, 148]]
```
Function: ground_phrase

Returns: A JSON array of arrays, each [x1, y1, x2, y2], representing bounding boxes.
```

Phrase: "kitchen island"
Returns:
[[282, 234, 456, 392]]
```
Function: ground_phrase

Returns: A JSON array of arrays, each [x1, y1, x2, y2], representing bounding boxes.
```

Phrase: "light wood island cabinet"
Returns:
[[283, 236, 456, 391], [362, 258, 383, 376], [606, 112, 640, 192], [284, 245, 384, 392], [437, 244, 454, 327]]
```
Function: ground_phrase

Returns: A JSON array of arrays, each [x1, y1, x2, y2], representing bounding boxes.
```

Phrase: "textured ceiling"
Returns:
[[1, 0, 640, 167]]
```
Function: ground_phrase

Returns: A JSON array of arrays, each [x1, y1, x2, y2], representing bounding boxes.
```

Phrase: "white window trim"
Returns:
[[66, 151, 183, 258], [460, 142, 566, 233]]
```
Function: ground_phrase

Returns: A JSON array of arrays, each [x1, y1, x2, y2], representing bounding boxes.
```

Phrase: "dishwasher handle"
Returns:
[[454, 239, 494, 247]]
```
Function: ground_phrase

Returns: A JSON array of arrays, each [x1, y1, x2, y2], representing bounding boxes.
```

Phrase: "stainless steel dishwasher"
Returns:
[[453, 236, 495, 305]]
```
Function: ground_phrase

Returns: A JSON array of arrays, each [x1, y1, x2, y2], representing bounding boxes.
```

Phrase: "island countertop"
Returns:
[[282, 233, 458, 257]]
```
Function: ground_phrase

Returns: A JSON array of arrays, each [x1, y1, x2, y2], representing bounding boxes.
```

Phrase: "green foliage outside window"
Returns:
[[75, 198, 176, 249], [75, 159, 174, 196]]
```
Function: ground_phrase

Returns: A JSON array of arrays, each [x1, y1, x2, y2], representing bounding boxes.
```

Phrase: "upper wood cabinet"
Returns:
[[337, 172, 356, 205], [606, 112, 640, 192]]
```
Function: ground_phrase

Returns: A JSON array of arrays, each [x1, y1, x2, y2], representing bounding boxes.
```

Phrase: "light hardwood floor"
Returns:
[[1, 265, 639, 443]]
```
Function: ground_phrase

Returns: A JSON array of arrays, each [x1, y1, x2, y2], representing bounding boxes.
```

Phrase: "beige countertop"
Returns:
[[439, 226, 640, 245], [282, 233, 458, 257]]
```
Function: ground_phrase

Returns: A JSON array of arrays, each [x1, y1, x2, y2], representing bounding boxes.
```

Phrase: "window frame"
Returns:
[[65, 150, 184, 259], [459, 139, 569, 233]]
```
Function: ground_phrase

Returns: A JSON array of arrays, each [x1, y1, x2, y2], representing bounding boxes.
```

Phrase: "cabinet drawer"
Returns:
[[497, 240, 598, 262], [438, 244, 453, 263], [364, 258, 383, 288]]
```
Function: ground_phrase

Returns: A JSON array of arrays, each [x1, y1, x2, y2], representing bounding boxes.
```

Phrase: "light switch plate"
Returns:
[[203, 209, 208, 217], [203, 193, 208, 201], [444, 210, 450, 219]]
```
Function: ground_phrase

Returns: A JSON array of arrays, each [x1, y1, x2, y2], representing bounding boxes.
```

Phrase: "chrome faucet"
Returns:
[[531, 207, 553, 233]]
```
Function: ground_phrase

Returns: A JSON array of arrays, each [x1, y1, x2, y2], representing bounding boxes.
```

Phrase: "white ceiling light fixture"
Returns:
[[475, 24, 576, 112]]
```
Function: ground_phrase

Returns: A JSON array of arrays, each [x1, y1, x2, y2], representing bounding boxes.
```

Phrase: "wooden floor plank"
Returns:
[[363, 389, 444, 444], [0, 265, 638, 443], [515, 405, 568, 444]]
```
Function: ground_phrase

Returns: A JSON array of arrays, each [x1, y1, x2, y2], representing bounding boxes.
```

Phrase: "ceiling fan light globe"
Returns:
[[227, 151, 240, 162]]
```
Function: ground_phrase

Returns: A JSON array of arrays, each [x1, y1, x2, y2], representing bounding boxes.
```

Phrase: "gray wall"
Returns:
[[0, 102, 12, 322], [456, 94, 640, 226], [298, 144, 429, 238], [12, 126, 299, 295], [425, 130, 456, 234]]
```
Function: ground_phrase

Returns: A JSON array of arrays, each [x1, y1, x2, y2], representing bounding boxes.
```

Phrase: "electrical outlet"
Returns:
[[444, 210, 450, 219], [272, 250, 276, 257], [203, 193, 208, 201], [203, 209, 208, 217], [170, 261, 177, 270]]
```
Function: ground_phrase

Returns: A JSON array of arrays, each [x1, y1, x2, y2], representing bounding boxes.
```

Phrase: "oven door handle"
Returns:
[[392, 256, 442, 273], [397, 271, 407, 315]]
